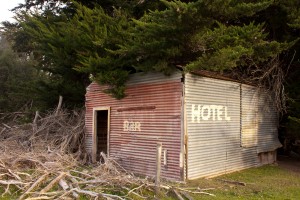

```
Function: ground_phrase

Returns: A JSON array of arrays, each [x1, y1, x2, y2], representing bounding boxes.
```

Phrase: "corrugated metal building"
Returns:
[[85, 71, 282, 181]]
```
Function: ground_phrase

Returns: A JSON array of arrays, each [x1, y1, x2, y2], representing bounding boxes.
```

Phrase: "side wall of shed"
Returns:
[[257, 91, 282, 154], [185, 73, 281, 179], [185, 73, 258, 179], [85, 72, 183, 180], [241, 85, 282, 154]]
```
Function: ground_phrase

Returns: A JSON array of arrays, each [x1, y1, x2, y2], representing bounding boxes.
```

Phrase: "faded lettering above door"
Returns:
[[191, 104, 231, 123]]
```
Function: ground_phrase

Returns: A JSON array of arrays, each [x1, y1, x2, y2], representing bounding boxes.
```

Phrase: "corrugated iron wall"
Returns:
[[257, 91, 282, 153], [185, 73, 258, 179], [85, 72, 183, 180], [241, 85, 258, 147], [85, 71, 281, 181], [242, 86, 281, 154]]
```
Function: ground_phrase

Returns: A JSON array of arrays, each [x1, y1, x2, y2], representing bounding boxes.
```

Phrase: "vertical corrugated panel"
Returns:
[[185, 73, 257, 179], [257, 91, 282, 153], [241, 85, 258, 147], [85, 72, 183, 181]]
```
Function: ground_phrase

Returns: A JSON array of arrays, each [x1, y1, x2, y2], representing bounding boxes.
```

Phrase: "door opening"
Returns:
[[93, 108, 109, 162]]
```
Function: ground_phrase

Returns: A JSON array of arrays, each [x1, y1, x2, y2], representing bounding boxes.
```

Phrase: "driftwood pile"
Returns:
[[0, 104, 215, 199]]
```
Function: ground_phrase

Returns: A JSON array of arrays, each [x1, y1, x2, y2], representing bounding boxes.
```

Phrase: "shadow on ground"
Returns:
[[277, 153, 300, 173]]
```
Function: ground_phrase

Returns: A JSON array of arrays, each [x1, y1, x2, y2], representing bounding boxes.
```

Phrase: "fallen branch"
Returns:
[[0, 127, 6, 135], [219, 179, 247, 186], [0, 180, 26, 185], [177, 187, 216, 197], [32, 111, 40, 132], [126, 183, 145, 196], [19, 173, 49, 200], [55, 96, 63, 116], [77, 179, 107, 185], [8, 169, 22, 181], [2, 184, 10, 197], [188, 191, 216, 196], [40, 172, 66, 193], [24, 196, 55, 200], [173, 189, 185, 200], [58, 179, 69, 191], [2, 123, 11, 129], [123, 187, 147, 199], [71, 188, 99, 197], [180, 191, 194, 200]]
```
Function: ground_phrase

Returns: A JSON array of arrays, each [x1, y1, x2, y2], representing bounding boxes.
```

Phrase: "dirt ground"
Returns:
[[277, 153, 300, 173]]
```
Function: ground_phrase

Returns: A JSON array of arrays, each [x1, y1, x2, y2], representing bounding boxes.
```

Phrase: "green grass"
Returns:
[[186, 165, 300, 200], [0, 185, 21, 200]]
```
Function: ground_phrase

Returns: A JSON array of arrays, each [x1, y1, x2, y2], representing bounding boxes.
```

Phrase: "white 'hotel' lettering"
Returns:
[[191, 104, 231, 122]]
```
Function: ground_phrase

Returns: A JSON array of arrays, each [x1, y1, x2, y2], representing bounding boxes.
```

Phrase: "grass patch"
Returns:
[[187, 165, 300, 200], [0, 185, 22, 200]]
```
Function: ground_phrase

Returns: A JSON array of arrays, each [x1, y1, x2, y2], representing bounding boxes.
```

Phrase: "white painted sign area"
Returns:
[[123, 121, 141, 131], [191, 104, 231, 122]]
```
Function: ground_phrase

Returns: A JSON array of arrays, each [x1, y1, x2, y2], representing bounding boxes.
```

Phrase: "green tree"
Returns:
[[1, 0, 297, 104], [2, 0, 165, 101], [81, 0, 289, 98], [272, 1, 300, 140], [0, 35, 40, 112]]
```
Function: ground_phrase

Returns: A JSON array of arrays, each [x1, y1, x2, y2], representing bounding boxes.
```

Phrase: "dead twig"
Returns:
[[19, 173, 49, 200], [55, 96, 63, 116], [24, 196, 55, 200], [2, 123, 11, 129], [176, 187, 216, 197], [173, 189, 185, 200], [40, 172, 66, 194], [180, 191, 194, 200], [0, 180, 26, 185], [126, 183, 145, 196], [58, 179, 69, 191], [219, 179, 247, 186]]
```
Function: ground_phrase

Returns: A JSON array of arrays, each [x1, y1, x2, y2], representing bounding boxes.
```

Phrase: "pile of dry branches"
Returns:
[[0, 151, 152, 199], [0, 108, 151, 199], [0, 102, 214, 199], [0, 109, 86, 170]]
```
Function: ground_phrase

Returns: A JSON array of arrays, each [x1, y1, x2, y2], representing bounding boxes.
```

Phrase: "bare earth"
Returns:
[[277, 154, 300, 173]]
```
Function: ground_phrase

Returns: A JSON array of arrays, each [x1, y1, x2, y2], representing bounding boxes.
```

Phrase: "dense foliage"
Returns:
[[0, 36, 39, 112], [1, 0, 300, 139]]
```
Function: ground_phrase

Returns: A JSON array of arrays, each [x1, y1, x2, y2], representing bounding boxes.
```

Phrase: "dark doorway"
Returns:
[[95, 110, 108, 160]]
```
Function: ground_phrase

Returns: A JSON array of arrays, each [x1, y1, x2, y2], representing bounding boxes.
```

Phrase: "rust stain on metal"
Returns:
[[117, 105, 156, 112]]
